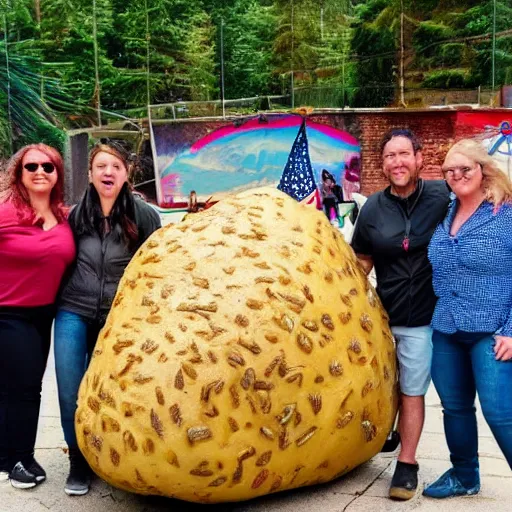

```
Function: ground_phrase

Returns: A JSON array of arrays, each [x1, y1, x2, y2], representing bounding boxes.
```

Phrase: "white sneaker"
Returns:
[[0, 471, 10, 482]]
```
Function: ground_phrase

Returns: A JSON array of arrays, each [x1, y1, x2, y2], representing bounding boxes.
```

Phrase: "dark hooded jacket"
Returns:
[[58, 185, 161, 325]]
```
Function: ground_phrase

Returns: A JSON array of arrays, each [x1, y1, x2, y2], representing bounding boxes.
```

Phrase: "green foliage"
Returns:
[[351, 0, 396, 107], [109, 0, 215, 105], [180, 11, 217, 101], [422, 69, 468, 88], [0, 36, 67, 155], [2, 0, 512, 157], [472, 48, 512, 86], [462, 3, 512, 36], [438, 43, 465, 66], [413, 21, 453, 55], [0, 89, 11, 158], [222, 0, 278, 99], [349, 0, 512, 101], [272, 0, 353, 102], [354, 0, 389, 24]]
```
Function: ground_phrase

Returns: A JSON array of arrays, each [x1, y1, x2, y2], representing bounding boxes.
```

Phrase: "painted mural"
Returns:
[[484, 121, 512, 180], [456, 112, 512, 180], [152, 114, 361, 208]]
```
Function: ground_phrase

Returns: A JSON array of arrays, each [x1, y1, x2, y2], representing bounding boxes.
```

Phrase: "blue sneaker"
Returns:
[[423, 468, 480, 499]]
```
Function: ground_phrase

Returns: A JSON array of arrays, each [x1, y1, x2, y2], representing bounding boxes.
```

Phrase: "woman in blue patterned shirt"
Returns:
[[424, 139, 512, 499]]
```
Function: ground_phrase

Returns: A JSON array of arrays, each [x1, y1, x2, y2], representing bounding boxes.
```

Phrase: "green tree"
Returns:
[[1, 1, 66, 155], [0, 41, 66, 155], [271, 0, 352, 104], [221, 0, 278, 99], [109, 0, 217, 104], [180, 11, 217, 101], [350, 0, 397, 107]]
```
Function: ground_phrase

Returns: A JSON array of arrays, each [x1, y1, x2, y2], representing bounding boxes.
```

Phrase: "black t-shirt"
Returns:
[[351, 179, 451, 327]]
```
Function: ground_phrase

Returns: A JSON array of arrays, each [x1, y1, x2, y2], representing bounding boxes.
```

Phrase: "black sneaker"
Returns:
[[64, 448, 91, 496], [389, 461, 419, 500], [27, 459, 46, 483], [9, 462, 38, 489]]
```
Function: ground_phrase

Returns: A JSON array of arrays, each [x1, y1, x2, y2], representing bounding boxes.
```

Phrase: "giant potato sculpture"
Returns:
[[76, 187, 398, 503]]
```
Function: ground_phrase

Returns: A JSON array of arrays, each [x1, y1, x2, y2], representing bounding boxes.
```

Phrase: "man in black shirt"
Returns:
[[352, 129, 450, 500]]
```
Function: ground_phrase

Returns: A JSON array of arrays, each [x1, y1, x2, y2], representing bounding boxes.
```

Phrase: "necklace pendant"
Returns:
[[402, 236, 410, 251]]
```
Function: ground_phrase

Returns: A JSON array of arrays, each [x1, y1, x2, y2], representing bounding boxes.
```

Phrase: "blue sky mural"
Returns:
[[152, 113, 360, 207]]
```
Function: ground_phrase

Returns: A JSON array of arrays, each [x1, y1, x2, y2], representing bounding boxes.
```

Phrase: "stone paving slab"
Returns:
[[2, 347, 510, 512]]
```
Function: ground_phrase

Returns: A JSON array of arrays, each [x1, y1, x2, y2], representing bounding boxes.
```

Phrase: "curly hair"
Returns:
[[445, 139, 512, 206], [0, 143, 67, 223]]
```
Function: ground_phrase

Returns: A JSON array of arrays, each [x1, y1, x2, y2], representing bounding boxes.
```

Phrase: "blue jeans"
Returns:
[[54, 310, 100, 449], [432, 330, 512, 487]]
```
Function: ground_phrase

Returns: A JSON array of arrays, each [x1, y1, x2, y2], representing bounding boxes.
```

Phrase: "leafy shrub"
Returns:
[[413, 21, 453, 57], [438, 43, 465, 67], [422, 69, 467, 89]]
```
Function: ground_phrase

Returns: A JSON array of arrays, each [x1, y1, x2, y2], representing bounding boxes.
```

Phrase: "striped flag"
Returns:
[[277, 118, 321, 207]]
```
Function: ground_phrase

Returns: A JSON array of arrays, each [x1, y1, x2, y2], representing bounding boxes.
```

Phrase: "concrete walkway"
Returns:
[[2, 348, 510, 512]]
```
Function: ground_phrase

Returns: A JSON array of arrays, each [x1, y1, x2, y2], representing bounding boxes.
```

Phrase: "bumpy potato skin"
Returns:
[[76, 187, 398, 503]]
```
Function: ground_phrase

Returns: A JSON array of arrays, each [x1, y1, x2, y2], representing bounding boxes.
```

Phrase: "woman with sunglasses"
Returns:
[[424, 139, 512, 499], [0, 144, 75, 489], [54, 140, 161, 496]]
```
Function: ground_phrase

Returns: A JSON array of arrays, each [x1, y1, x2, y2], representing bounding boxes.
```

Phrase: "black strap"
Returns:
[[398, 179, 424, 251]]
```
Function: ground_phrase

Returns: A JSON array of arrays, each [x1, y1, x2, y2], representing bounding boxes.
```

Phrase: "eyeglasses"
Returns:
[[441, 164, 480, 178], [24, 162, 55, 174]]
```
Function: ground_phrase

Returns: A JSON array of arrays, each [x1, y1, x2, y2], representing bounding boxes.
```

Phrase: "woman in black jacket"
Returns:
[[54, 141, 161, 496]]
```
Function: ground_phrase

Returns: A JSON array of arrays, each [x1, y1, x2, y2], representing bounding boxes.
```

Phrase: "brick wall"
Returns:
[[351, 108, 512, 196], [357, 111, 455, 195], [145, 108, 511, 203]]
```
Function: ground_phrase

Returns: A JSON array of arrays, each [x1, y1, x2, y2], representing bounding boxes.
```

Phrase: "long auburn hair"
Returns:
[[0, 143, 67, 223], [446, 139, 512, 206], [71, 142, 138, 247]]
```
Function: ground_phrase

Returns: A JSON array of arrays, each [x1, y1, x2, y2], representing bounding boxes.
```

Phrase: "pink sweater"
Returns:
[[0, 200, 76, 307]]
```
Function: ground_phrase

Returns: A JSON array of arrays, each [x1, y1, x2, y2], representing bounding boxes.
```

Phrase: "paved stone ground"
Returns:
[[1, 345, 510, 512]]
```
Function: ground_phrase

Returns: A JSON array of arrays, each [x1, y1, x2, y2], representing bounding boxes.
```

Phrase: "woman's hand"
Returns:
[[494, 335, 512, 361]]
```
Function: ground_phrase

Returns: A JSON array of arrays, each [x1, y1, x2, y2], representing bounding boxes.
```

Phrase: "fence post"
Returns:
[[65, 133, 89, 205], [220, 18, 226, 119], [92, 0, 102, 126], [342, 55, 345, 109], [290, 0, 295, 109], [2, 12, 13, 154], [492, 0, 496, 106]]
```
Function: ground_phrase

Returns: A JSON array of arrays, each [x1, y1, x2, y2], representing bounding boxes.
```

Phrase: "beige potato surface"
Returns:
[[76, 187, 398, 503]]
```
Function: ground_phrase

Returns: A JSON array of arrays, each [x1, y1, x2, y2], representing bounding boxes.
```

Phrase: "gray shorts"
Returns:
[[391, 325, 433, 397]]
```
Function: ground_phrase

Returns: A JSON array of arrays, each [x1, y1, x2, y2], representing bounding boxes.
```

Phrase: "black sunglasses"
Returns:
[[24, 162, 55, 174]]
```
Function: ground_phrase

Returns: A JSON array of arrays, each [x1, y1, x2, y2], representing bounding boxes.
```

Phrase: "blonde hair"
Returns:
[[445, 139, 512, 205]]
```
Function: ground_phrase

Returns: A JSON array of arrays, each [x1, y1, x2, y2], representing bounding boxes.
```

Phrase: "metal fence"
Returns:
[[144, 86, 501, 123]]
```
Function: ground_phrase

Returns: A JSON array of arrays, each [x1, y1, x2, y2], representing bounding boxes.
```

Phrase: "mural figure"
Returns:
[[485, 121, 512, 180], [320, 169, 340, 220]]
